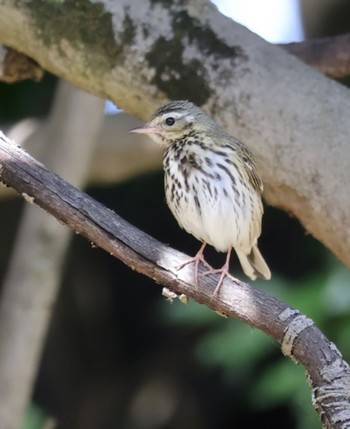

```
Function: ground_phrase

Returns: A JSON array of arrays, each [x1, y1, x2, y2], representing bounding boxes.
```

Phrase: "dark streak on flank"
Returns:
[[194, 194, 201, 215], [217, 163, 237, 187], [202, 179, 213, 198], [205, 156, 213, 166]]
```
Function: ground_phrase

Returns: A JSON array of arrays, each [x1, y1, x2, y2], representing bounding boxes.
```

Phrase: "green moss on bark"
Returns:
[[146, 10, 246, 105], [146, 36, 211, 105], [173, 11, 244, 60], [26, 0, 135, 73]]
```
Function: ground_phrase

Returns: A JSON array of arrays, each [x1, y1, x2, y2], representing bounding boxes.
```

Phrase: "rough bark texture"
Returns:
[[0, 0, 349, 269], [0, 131, 349, 429], [4, 34, 350, 84]]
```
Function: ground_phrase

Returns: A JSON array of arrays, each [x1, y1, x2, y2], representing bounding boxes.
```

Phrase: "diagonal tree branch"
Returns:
[[0, 130, 349, 429], [3, 33, 350, 83]]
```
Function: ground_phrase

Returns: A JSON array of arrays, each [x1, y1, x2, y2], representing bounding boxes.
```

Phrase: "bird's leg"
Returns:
[[202, 249, 237, 296], [177, 242, 213, 286]]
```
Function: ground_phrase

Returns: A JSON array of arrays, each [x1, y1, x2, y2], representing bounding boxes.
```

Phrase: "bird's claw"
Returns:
[[176, 255, 213, 287], [201, 266, 236, 296]]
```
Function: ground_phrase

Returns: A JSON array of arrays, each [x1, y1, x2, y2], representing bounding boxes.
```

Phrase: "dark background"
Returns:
[[0, 1, 349, 428]]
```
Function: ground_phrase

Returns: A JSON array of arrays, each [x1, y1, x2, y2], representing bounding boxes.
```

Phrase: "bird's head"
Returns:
[[130, 100, 213, 146]]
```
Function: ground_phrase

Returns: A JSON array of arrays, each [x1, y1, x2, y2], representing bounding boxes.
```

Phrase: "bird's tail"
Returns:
[[236, 245, 271, 281]]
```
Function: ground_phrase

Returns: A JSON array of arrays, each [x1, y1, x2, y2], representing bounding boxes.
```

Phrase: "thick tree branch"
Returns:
[[0, 131, 349, 429], [0, 0, 349, 269], [3, 32, 350, 83]]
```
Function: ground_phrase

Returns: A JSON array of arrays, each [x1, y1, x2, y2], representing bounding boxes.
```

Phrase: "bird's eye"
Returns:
[[165, 117, 175, 126]]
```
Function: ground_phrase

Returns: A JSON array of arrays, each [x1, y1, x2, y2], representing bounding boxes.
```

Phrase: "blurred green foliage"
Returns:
[[22, 404, 49, 429], [156, 255, 350, 429]]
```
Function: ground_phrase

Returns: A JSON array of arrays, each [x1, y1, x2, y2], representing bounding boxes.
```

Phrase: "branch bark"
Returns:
[[281, 33, 350, 79], [0, 131, 349, 429], [0, 0, 349, 269], [3, 33, 350, 83]]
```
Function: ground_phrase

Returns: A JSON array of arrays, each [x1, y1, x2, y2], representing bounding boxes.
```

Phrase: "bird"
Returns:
[[130, 100, 271, 295]]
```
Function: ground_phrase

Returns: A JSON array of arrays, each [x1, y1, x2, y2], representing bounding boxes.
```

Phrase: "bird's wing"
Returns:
[[237, 142, 264, 193]]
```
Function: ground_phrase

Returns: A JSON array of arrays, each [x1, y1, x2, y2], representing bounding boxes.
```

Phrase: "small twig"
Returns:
[[0, 46, 43, 83], [280, 33, 350, 79], [0, 131, 349, 428]]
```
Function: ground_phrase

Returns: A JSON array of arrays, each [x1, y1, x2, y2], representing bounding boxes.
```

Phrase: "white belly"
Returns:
[[165, 157, 262, 253]]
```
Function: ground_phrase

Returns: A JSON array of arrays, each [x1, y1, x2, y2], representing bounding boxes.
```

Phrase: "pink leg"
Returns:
[[177, 242, 213, 286], [202, 249, 236, 296]]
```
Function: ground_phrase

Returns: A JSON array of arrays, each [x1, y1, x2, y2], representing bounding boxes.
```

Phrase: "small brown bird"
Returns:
[[130, 100, 271, 294]]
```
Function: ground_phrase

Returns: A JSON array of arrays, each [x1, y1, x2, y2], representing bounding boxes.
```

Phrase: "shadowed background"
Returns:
[[0, 1, 349, 428]]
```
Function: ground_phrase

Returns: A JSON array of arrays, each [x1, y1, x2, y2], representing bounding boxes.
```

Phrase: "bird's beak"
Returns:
[[129, 123, 160, 135]]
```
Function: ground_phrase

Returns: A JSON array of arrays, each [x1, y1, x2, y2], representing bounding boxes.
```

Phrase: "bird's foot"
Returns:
[[201, 250, 236, 296], [176, 243, 212, 286], [201, 267, 236, 296]]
